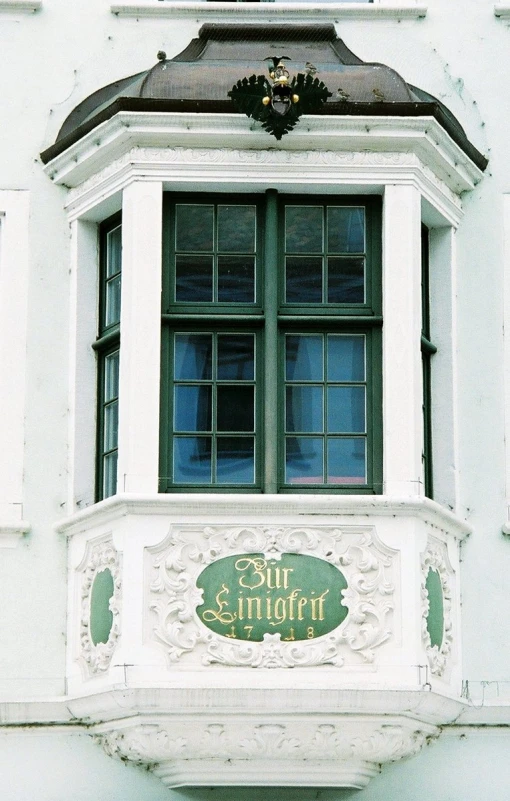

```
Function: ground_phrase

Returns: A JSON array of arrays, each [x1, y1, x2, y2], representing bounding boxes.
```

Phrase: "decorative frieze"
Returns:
[[420, 537, 454, 677]]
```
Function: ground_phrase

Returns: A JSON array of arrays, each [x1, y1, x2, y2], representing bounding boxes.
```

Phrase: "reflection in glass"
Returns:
[[217, 386, 254, 431], [174, 334, 212, 380], [218, 256, 255, 303], [327, 386, 366, 433], [105, 275, 121, 327], [103, 402, 119, 451], [327, 438, 366, 484], [218, 205, 256, 252], [327, 335, 365, 382], [174, 386, 212, 432], [217, 334, 254, 380], [286, 335, 323, 381], [285, 437, 323, 483], [176, 255, 213, 302], [328, 257, 365, 303], [106, 226, 122, 277], [285, 206, 323, 253], [217, 437, 254, 484], [286, 386, 323, 433], [327, 207, 365, 253], [103, 452, 118, 498], [104, 351, 119, 402], [174, 437, 212, 483], [285, 257, 322, 303], [176, 205, 214, 252]]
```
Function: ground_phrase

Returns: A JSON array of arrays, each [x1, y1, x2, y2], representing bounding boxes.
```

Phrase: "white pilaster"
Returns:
[[0, 191, 30, 543], [117, 181, 163, 494], [382, 184, 424, 496]]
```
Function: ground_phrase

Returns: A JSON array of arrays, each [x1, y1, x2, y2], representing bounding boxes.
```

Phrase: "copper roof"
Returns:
[[41, 24, 487, 170]]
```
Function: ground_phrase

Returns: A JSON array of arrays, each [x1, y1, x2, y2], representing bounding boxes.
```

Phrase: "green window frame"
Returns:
[[421, 224, 436, 499], [159, 190, 382, 494], [95, 212, 122, 501]]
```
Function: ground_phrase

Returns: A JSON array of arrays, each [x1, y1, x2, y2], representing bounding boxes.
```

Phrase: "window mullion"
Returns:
[[263, 189, 279, 493]]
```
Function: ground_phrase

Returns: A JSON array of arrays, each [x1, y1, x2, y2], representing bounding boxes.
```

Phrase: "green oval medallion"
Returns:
[[196, 553, 348, 642], [90, 568, 114, 646], [425, 568, 444, 649]]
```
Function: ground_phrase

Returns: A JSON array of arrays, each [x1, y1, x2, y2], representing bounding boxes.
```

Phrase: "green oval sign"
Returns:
[[425, 567, 444, 648], [90, 568, 114, 646], [196, 553, 348, 642]]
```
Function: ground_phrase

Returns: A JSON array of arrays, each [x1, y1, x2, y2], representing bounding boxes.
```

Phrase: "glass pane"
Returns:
[[173, 436, 212, 483], [328, 386, 366, 433], [103, 452, 118, 498], [176, 255, 213, 302], [105, 274, 121, 327], [217, 386, 254, 431], [103, 401, 118, 451], [285, 437, 323, 484], [286, 386, 323, 433], [104, 351, 119, 402], [174, 334, 212, 380], [218, 256, 255, 303], [106, 226, 122, 277], [327, 438, 366, 484], [218, 205, 256, 252], [328, 335, 365, 382], [176, 205, 214, 252], [328, 257, 365, 303], [285, 206, 323, 253], [217, 437, 255, 484], [286, 335, 323, 381], [174, 386, 212, 432], [286, 257, 322, 303], [217, 334, 254, 380], [327, 207, 365, 253]]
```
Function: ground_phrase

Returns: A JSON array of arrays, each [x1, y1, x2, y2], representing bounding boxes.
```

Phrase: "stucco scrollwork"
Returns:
[[78, 535, 121, 675], [420, 537, 454, 676], [147, 524, 396, 668]]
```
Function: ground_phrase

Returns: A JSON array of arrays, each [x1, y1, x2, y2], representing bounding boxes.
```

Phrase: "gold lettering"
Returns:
[[310, 589, 329, 621], [283, 628, 295, 641], [201, 584, 237, 625], [265, 594, 272, 620], [237, 595, 244, 620], [297, 597, 308, 620], [246, 596, 263, 620], [274, 597, 287, 625], [235, 557, 267, 589], [282, 568, 293, 589], [287, 588, 299, 620], [225, 626, 237, 638], [244, 625, 253, 639]]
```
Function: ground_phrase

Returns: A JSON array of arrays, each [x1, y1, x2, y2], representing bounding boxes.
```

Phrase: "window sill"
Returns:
[[495, 4, 510, 17], [0, 0, 41, 11], [0, 521, 30, 548], [110, 2, 427, 19]]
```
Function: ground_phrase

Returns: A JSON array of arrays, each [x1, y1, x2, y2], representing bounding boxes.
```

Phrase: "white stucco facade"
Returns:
[[1, 0, 510, 798]]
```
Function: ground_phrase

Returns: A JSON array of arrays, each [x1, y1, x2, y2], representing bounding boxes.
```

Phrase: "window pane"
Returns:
[[286, 335, 323, 381], [103, 401, 119, 452], [328, 386, 366, 433], [285, 437, 323, 484], [104, 351, 119, 402], [327, 335, 365, 382], [106, 226, 122, 277], [105, 274, 121, 327], [176, 205, 214, 251], [176, 255, 213, 302], [218, 205, 256, 252], [217, 437, 255, 484], [285, 206, 323, 253], [327, 438, 366, 484], [173, 436, 212, 483], [286, 386, 323, 433], [174, 385, 212, 432], [327, 207, 365, 253], [217, 334, 254, 380], [103, 452, 118, 498], [328, 257, 365, 304], [217, 386, 254, 431], [218, 256, 255, 303], [285, 257, 322, 303], [174, 334, 212, 380]]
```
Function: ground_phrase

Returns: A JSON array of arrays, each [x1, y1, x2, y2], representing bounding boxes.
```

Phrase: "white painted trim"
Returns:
[[111, 1, 427, 19], [43, 112, 483, 199], [494, 4, 510, 18], [0, 191, 31, 545], [0, 0, 40, 10], [503, 194, 510, 531], [55, 492, 472, 538]]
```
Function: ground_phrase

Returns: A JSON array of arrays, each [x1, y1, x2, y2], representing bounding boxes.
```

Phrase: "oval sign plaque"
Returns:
[[196, 553, 348, 642]]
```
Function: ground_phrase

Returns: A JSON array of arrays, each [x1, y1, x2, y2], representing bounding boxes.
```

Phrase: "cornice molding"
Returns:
[[494, 4, 510, 18], [0, 0, 41, 10], [0, 521, 30, 548], [111, 2, 427, 20], [56, 493, 472, 540], [42, 112, 482, 206]]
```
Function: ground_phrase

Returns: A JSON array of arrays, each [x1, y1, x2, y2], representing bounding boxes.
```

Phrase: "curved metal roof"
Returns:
[[41, 24, 487, 170]]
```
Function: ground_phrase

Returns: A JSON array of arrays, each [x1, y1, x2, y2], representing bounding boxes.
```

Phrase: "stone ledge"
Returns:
[[0, 522, 30, 548], [111, 2, 427, 20], [0, 0, 41, 10]]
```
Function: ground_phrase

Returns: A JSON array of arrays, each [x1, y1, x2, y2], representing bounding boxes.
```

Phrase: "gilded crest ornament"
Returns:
[[228, 57, 332, 140]]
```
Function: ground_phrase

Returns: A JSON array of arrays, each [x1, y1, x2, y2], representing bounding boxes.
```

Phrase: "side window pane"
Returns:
[[285, 206, 323, 253], [176, 205, 214, 251], [102, 349, 119, 499], [104, 225, 121, 328], [327, 207, 365, 253]]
